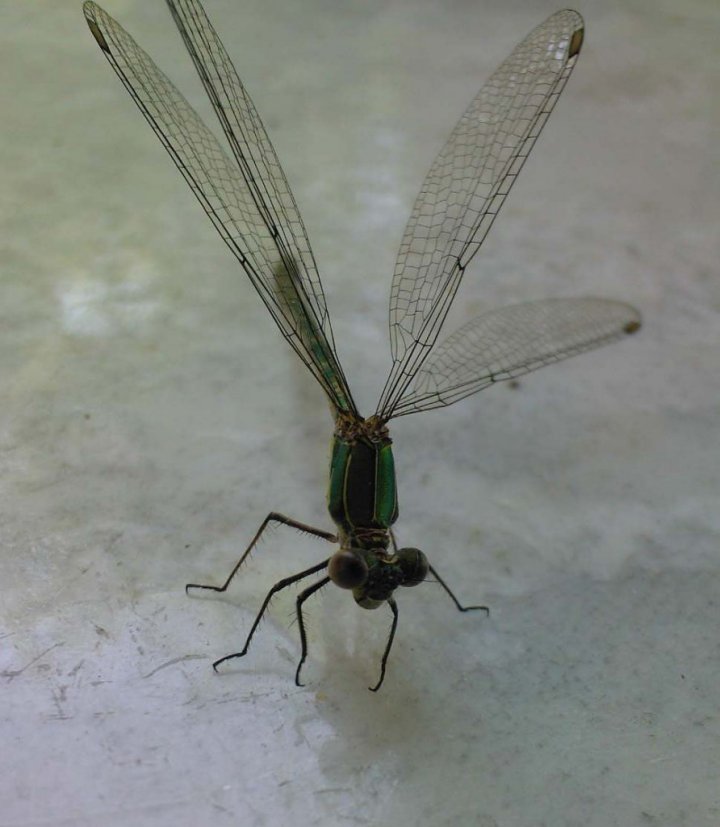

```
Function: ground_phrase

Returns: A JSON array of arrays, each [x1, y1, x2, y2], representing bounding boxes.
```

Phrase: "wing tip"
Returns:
[[568, 25, 584, 58], [553, 10, 584, 58], [83, 2, 111, 54], [620, 302, 642, 335]]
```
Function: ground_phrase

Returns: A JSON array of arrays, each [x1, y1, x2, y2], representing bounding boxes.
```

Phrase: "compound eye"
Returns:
[[328, 549, 369, 590], [397, 547, 429, 587]]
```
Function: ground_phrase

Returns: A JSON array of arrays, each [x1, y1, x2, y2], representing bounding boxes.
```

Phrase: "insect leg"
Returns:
[[294, 576, 332, 687], [369, 597, 399, 692], [428, 564, 489, 615], [186, 512, 337, 594], [212, 558, 330, 671]]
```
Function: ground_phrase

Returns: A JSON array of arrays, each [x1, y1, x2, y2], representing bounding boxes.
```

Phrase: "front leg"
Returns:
[[429, 565, 489, 615], [389, 530, 489, 614], [186, 512, 337, 594], [213, 559, 330, 671], [369, 598, 399, 692], [294, 575, 332, 687]]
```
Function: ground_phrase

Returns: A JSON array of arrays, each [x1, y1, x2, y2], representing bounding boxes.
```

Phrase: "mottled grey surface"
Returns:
[[1, 1, 718, 825]]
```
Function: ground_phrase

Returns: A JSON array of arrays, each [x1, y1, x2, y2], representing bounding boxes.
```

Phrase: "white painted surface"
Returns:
[[2, 1, 718, 825]]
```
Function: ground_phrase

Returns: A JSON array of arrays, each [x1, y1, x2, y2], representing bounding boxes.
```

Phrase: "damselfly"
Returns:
[[84, 1, 640, 690]]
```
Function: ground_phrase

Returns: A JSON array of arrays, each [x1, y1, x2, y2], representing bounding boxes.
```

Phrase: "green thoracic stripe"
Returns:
[[328, 436, 351, 527], [374, 442, 398, 526], [327, 435, 398, 535]]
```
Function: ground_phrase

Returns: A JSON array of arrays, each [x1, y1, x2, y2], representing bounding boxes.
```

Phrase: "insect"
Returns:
[[84, 1, 640, 690]]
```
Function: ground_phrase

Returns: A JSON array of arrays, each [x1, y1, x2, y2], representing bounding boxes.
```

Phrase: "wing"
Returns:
[[376, 10, 585, 420], [83, 1, 357, 416], [389, 298, 641, 416]]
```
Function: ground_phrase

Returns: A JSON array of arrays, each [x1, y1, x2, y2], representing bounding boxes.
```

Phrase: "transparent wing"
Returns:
[[390, 298, 641, 417], [377, 10, 585, 420], [84, 1, 357, 415]]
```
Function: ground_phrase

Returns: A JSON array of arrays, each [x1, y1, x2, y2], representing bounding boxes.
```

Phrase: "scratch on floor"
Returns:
[[141, 654, 206, 679]]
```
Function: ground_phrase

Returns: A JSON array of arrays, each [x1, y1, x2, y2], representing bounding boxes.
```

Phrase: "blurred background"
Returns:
[[1, 1, 718, 825]]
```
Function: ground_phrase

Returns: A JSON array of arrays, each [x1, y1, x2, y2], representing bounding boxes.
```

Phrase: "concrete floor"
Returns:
[[2, 0, 719, 825]]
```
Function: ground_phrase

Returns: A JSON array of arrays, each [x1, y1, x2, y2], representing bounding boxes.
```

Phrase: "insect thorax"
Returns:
[[327, 413, 398, 545]]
